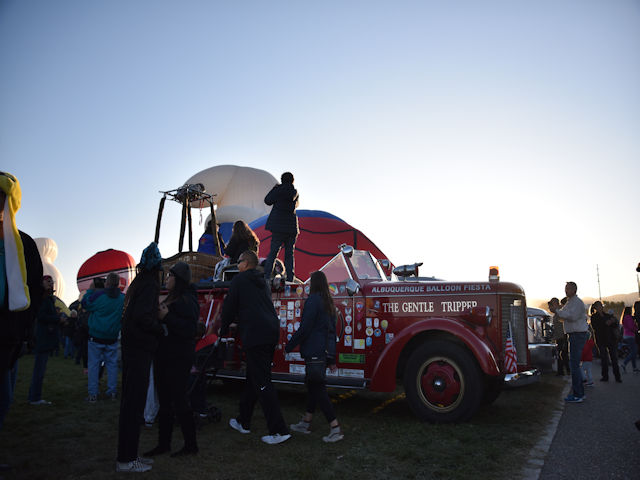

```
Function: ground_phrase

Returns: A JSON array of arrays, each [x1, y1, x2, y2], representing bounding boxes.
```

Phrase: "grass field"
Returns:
[[0, 354, 565, 480]]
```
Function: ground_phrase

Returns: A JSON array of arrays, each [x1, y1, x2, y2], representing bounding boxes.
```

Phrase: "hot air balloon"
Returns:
[[77, 249, 136, 293], [183, 165, 276, 224], [34, 237, 65, 299]]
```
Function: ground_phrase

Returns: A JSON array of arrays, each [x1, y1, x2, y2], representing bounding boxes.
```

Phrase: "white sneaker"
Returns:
[[322, 428, 344, 443], [137, 456, 154, 465], [29, 399, 52, 405], [261, 433, 291, 445], [115, 459, 152, 472], [290, 420, 311, 434], [229, 418, 250, 434]]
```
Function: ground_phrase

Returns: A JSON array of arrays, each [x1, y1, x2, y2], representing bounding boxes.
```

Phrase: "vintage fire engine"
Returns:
[[186, 246, 538, 424], [156, 185, 539, 423]]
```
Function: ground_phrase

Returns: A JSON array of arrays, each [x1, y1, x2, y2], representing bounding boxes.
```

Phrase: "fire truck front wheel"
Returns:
[[403, 341, 484, 423]]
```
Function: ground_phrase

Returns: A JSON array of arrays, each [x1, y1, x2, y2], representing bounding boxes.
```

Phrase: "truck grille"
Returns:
[[500, 295, 528, 365]]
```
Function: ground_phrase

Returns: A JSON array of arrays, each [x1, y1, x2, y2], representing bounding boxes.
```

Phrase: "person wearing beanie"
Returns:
[[144, 261, 199, 458], [116, 242, 164, 473], [263, 171, 299, 283]]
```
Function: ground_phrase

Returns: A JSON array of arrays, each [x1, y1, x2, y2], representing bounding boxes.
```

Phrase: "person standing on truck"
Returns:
[[285, 271, 344, 443], [589, 301, 621, 382], [220, 250, 291, 445], [263, 172, 299, 283], [116, 242, 164, 473], [549, 281, 589, 403]]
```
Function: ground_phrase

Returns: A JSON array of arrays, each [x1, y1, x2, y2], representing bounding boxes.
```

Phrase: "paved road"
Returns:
[[536, 364, 640, 480]]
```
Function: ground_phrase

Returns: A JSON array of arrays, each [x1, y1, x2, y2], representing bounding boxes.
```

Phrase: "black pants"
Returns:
[[598, 342, 621, 380], [264, 232, 296, 282], [238, 344, 288, 435], [155, 354, 197, 450], [556, 338, 570, 374], [117, 347, 153, 463], [306, 380, 336, 423]]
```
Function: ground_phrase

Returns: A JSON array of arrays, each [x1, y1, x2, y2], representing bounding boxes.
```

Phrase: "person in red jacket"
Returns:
[[581, 330, 595, 387]]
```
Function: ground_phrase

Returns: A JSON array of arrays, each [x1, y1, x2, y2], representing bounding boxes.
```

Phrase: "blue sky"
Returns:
[[1, 0, 639, 305]]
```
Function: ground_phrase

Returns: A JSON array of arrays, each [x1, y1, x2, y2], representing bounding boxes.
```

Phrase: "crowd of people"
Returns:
[[549, 282, 640, 404], [3, 169, 639, 476], [1, 170, 333, 475]]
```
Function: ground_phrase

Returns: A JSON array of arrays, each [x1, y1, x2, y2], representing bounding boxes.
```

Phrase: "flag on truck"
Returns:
[[504, 322, 518, 373]]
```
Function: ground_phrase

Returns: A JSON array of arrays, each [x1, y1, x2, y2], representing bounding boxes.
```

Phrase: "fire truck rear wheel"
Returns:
[[404, 341, 484, 423]]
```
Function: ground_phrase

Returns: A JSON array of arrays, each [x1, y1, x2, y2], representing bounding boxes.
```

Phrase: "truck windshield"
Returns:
[[351, 251, 384, 280], [318, 254, 353, 284]]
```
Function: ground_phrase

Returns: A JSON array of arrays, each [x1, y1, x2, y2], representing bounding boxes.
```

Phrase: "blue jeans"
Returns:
[[28, 352, 50, 402], [264, 232, 296, 282], [622, 336, 638, 369], [568, 331, 589, 398], [0, 361, 18, 429], [63, 336, 76, 359], [88, 340, 119, 396]]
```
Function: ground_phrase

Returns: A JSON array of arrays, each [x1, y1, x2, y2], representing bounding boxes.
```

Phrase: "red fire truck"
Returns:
[[156, 185, 539, 423], [187, 245, 538, 424]]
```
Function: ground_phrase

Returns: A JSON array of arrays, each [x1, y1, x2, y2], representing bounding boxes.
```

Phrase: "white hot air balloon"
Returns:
[[183, 165, 277, 224], [34, 237, 65, 299]]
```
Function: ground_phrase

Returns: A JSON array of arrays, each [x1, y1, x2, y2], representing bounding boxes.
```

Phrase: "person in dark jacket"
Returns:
[[116, 242, 164, 473], [220, 250, 291, 445], [224, 220, 260, 264], [144, 261, 199, 458], [285, 271, 343, 442], [263, 172, 299, 282], [62, 309, 77, 359], [589, 301, 621, 382], [27, 275, 60, 405], [1, 173, 44, 421]]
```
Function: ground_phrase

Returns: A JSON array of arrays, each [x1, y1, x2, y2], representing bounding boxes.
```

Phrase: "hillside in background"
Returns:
[[530, 292, 639, 312]]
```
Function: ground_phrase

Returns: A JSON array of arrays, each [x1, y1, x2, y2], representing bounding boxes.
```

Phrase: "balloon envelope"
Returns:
[[34, 237, 65, 299], [77, 249, 136, 292], [184, 165, 277, 224]]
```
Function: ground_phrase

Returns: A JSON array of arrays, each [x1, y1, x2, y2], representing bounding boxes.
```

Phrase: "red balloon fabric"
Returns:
[[249, 210, 392, 281], [77, 248, 136, 292]]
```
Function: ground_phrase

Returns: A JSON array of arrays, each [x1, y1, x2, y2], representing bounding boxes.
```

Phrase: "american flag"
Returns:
[[504, 322, 518, 374]]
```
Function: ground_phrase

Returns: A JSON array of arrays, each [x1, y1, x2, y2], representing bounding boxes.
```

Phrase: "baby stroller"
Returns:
[[188, 334, 225, 428]]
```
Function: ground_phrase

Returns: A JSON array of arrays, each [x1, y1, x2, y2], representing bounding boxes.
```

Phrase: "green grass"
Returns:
[[1, 355, 565, 479]]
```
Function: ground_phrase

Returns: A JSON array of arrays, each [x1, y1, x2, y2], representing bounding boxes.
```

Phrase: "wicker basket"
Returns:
[[162, 251, 222, 283]]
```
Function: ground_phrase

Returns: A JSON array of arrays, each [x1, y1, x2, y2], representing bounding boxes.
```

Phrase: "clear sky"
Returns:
[[1, 0, 639, 306]]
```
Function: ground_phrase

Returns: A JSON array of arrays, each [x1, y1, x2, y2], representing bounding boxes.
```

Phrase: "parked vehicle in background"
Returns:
[[526, 307, 556, 372]]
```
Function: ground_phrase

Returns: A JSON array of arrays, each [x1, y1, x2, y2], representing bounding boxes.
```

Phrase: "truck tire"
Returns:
[[403, 341, 484, 423]]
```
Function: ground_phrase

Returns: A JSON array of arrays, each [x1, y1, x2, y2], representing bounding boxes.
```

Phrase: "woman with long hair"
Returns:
[[225, 220, 260, 264], [116, 242, 164, 473], [621, 306, 639, 373], [144, 261, 199, 458], [285, 271, 343, 442]]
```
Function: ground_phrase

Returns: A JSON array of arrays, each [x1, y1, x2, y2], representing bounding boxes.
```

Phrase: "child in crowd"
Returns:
[[581, 331, 595, 387]]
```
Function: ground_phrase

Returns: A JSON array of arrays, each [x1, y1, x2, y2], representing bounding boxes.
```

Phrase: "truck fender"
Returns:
[[369, 317, 501, 392]]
